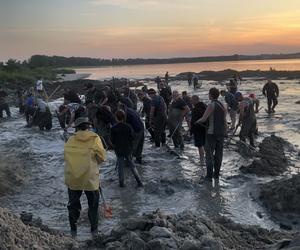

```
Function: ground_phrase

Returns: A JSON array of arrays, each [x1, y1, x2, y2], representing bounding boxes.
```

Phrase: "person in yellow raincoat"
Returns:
[[64, 116, 106, 238]]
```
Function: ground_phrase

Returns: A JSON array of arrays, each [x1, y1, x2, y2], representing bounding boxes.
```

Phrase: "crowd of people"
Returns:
[[0, 73, 280, 237]]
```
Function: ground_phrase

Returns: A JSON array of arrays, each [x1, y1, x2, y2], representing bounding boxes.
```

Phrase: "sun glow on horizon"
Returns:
[[0, 0, 300, 61]]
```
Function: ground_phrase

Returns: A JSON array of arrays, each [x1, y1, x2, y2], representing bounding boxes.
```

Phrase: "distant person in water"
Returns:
[[165, 71, 169, 85], [262, 80, 279, 113], [192, 74, 199, 89], [187, 72, 193, 86], [155, 76, 162, 90], [233, 72, 242, 85]]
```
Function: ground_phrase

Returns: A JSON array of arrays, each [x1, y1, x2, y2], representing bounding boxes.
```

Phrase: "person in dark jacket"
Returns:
[[138, 92, 155, 140], [236, 92, 257, 147], [118, 104, 145, 164], [190, 95, 207, 165], [168, 90, 190, 150], [149, 88, 167, 147], [123, 87, 138, 110], [195, 88, 227, 181], [159, 82, 172, 109], [262, 80, 279, 113], [111, 110, 143, 188], [85, 83, 107, 105], [220, 90, 238, 130]]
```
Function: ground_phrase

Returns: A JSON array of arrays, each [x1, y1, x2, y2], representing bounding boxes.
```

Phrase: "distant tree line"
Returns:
[[20, 53, 300, 68]]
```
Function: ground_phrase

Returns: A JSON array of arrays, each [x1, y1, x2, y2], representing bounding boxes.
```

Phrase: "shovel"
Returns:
[[99, 187, 112, 219]]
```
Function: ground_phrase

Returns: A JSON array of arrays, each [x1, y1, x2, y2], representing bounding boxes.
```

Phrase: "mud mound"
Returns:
[[85, 210, 292, 250], [259, 174, 300, 214], [240, 135, 288, 176], [0, 157, 26, 196], [0, 207, 78, 250]]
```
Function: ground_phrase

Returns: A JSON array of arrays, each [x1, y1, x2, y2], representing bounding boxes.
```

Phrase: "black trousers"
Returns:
[[67, 188, 99, 232], [133, 130, 144, 161], [205, 134, 224, 178], [153, 115, 167, 147], [267, 96, 278, 111]]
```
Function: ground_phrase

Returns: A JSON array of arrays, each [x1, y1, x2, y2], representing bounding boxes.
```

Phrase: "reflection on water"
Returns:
[[0, 79, 299, 239], [75, 58, 300, 80]]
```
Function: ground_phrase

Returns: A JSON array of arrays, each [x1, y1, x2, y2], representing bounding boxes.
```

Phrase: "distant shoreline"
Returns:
[[25, 53, 300, 69], [71, 58, 300, 70]]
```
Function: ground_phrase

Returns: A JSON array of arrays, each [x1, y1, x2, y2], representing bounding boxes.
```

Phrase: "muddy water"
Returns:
[[0, 80, 299, 240]]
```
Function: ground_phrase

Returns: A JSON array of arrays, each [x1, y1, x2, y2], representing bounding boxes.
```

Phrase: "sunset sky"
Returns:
[[1, 0, 300, 61]]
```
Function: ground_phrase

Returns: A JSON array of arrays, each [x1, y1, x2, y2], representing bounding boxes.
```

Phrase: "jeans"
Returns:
[[67, 188, 99, 232], [117, 155, 143, 187], [205, 134, 224, 178]]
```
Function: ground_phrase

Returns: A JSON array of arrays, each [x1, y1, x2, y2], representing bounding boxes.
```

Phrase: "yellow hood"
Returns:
[[64, 130, 106, 191]]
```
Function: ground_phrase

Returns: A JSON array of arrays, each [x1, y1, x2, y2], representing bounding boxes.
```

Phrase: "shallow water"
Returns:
[[0, 79, 299, 240], [75, 58, 300, 80]]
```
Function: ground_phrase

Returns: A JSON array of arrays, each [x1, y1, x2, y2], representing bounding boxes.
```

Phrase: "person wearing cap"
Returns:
[[148, 88, 167, 147], [262, 80, 279, 113], [111, 110, 143, 187], [64, 117, 106, 238], [220, 90, 238, 130], [235, 92, 257, 147], [195, 88, 227, 181]]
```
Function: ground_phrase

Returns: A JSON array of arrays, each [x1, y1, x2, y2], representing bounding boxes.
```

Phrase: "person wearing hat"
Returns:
[[148, 88, 168, 147], [64, 117, 106, 238]]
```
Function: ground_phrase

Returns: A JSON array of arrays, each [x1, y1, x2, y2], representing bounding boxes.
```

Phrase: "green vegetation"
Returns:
[[0, 58, 75, 89], [24, 53, 300, 68]]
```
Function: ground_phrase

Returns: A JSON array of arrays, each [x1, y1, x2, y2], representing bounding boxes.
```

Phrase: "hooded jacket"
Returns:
[[64, 130, 106, 191]]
